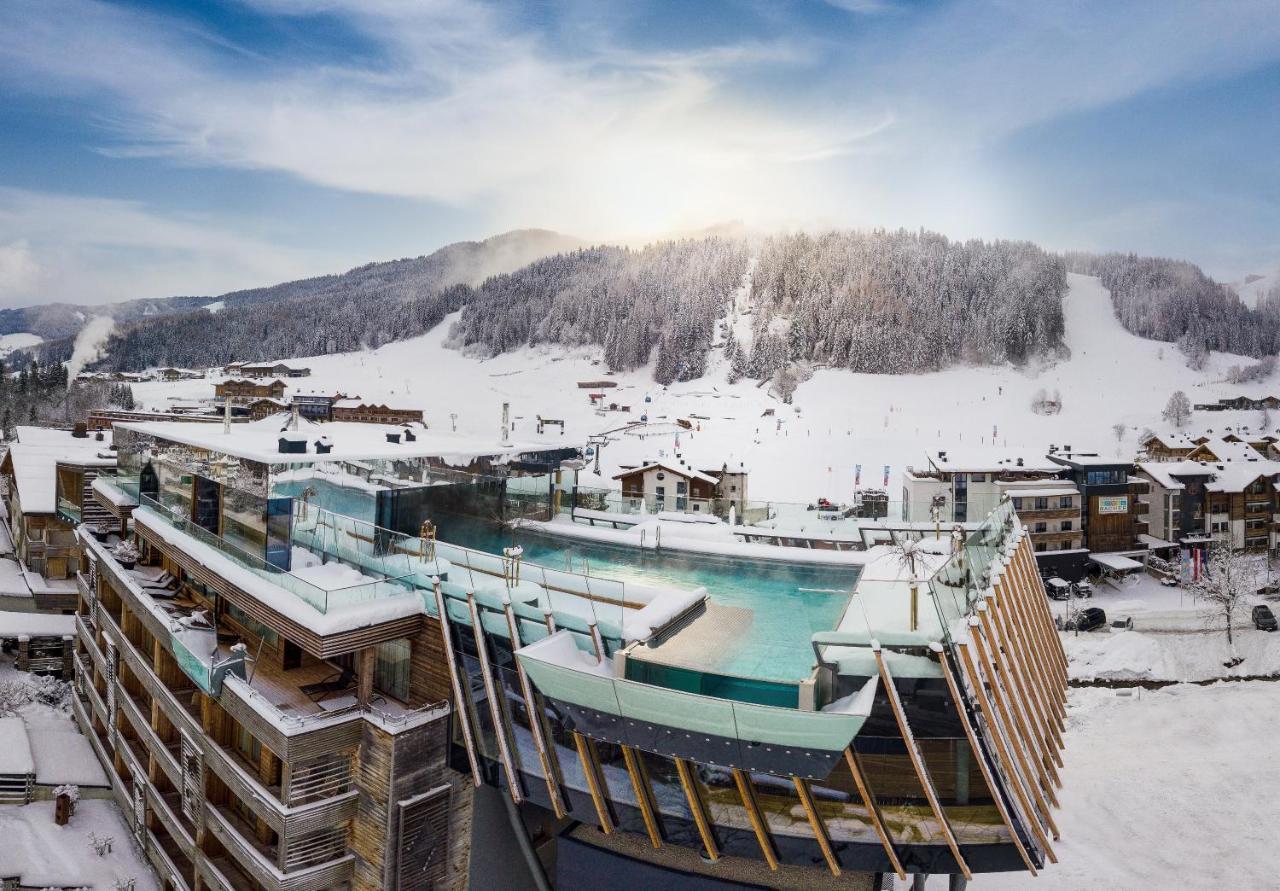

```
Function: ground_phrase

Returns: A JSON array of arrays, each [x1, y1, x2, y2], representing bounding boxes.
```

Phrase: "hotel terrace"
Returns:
[[71, 415, 1070, 889]]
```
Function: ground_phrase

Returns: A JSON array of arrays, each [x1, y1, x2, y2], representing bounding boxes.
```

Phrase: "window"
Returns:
[[1059, 541, 1073, 551], [1086, 469, 1127, 486], [375, 639, 411, 703], [1059, 495, 1073, 509], [1035, 542, 1047, 552], [971, 473, 987, 483], [1061, 521, 1072, 531], [1012, 498, 1023, 510], [1035, 497, 1048, 510], [1035, 522, 1047, 533]]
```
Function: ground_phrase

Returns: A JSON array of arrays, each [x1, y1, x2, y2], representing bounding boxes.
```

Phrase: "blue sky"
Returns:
[[1, 0, 1278, 307]]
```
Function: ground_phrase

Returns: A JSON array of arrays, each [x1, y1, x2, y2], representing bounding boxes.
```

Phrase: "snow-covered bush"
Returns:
[[0, 675, 72, 716]]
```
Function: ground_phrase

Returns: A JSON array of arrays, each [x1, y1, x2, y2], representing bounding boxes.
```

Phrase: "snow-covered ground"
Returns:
[[129, 273, 1274, 511], [978, 682, 1280, 890], [0, 800, 159, 890]]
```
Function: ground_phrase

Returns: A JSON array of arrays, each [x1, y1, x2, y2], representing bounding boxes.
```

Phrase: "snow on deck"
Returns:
[[0, 717, 34, 774], [0, 800, 161, 890], [0, 609, 75, 637], [24, 719, 109, 787], [117, 416, 563, 466]]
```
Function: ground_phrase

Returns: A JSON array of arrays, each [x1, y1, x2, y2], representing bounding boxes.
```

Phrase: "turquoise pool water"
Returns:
[[272, 478, 858, 681]]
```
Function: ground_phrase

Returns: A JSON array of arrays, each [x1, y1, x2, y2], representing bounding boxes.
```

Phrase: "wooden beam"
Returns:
[[994, 575, 1066, 743], [985, 592, 1064, 769], [467, 593, 523, 804], [503, 603, 566, 819], [965, 630, 1061, 839], [792, 776, 840, 877], [431, 581, 481, 786], [843, 746, 906, 880], [674, 757, 718, 861], [873, 646, 971, 880], [1007, 541, 1068, 692], [977, 605, 1062, 793], [936, 644, 1037, 875], [573, 732, 613, 834], [733, 769, 779, 871], [956, 641, 1058, 860], [622, 746, 662, 848], [355, 646, 375, 706], [1000, 558, 1067, 723]]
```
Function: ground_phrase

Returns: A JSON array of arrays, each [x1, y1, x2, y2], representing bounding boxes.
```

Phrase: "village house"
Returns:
[[611, 457, 751, 518], [330, 399, 424, 425], [1045, 450, 1150, 554], [291, 391, 354, 421], [156, 366, 203, 381], [213, 378, 287, 402], [0, 425, 115, 599], [239, 360, 311, 378], [1137, 439, 1280, 551], [246, 397, 291, 420]]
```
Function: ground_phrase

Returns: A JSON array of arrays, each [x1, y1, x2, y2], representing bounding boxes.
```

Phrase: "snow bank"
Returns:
[[0, 717, 34, 774]]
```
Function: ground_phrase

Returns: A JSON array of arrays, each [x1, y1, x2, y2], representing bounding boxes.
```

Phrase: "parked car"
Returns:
[[1044, 577, 1071, 601], [1253, 604, 1278, 632], [1065, 607, 1107, 632], [1110, 615, 1134, 631], [1075, 579, 1094, 598]]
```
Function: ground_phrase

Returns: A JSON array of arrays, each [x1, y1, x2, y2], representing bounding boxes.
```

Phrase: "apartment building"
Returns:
[[1137, 455, 1280, 551]]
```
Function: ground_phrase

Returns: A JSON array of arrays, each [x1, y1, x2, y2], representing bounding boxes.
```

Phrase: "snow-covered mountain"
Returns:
[[130, 273, 1274, 507], [1232, 266, 1280, 308]]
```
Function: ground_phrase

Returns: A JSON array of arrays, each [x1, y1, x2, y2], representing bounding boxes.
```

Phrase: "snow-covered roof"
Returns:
[[0, 717, 34, 774], [117, 416, 564, 465], [926, 448, 1059, 473], [1090, 552, 1144, 572], [1139, 457, 1280, 493], [1049, 451, 1128, 467], [6, 427, 117, 513], [0, 609, 75, 637], [1141, 431, 1203, 449], [612, 460, 719, 485], [1003, 486, 1078, 498]]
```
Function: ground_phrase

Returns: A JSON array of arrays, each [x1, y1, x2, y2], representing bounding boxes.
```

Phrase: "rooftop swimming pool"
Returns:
[[272, 478, 859, 681]]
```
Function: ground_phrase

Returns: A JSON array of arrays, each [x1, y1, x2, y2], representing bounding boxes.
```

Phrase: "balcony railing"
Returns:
[[57, 495, 83, 524], [136, 495, 416, 614]]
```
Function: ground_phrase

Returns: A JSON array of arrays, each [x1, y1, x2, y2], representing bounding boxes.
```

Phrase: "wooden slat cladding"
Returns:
[[137, 523, 424, 658], [407, 616, 453, 707], [352, 721, 395, 890], [219, 680, 363, 763]]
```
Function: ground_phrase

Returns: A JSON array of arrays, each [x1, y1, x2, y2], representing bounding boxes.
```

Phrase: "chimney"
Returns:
[[1016, 457, 1024, 467], [72, 422, 87, 439]]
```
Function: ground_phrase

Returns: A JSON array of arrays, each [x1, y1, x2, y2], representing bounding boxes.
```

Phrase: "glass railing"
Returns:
[[57, 495, 82, 523], [927, 499, 1018, 641], [91, 473, 140, 507], [135, 495, 415, 614]]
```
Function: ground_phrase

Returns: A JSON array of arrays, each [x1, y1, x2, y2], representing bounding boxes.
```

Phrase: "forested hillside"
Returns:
[[446, 239, 750, 384], [743, 231, 1067, 375], [1066, 252, 1280, 361]]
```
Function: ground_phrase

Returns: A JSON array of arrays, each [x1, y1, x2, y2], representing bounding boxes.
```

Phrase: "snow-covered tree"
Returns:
[[1188, 545, 1256, 663], [1162, 391, 1192, 428]]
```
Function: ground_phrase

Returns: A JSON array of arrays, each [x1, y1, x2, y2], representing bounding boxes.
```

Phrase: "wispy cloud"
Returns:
[[0, 187, 322, 306], [1, 0, 1279, 300]]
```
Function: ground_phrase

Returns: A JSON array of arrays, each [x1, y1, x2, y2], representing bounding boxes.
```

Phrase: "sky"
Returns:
[[1, 0, 1279, 308]]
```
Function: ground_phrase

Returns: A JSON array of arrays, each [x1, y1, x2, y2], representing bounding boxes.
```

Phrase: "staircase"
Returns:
[[81, 470, 115, 530]]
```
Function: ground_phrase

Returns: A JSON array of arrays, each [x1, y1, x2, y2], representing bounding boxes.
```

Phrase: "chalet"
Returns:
[[330, 400, 424, 426], [0, 426, 115, 597], [1138, 454, 1280, 551], [156, 366, 202, 381], [240, 361, 311, 378], [247, 397, 291, 420], [1138, 431, 1206, 461], [292, 391, 352, 421], [213, 378, 287, 401], [613, 459, 719, 512], [577, 380, 618, 389]]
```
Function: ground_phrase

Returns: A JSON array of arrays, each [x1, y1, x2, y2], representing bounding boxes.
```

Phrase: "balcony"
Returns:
[[56, 494, 83, 525]]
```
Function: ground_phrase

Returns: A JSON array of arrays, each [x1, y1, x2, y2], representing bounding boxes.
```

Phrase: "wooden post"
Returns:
[[573, 732, 612, 834], [984, 592, 1063, 769], [956, 640, 1058, 858], [622, 746, 662, 848], [792, 776, 840, 876], [503, 602, 566, 818], [432, 580, 482, 785], [967, 627, 1061, 835], [873, 645, 971, 880], [356, 646, 375, 706], [674, 758, 719, 861], [467, 593, 523, 804], [843, 746, 906, 879], [935, 643, 1037, 875], [733, 769, 778, 870]]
